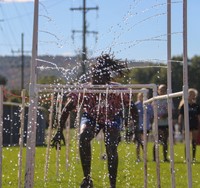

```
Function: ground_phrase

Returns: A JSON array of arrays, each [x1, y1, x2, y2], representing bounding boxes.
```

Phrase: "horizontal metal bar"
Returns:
[[144, 91, 183, 104], [37, 88, 148, 94], [36, 83, 157, 92]]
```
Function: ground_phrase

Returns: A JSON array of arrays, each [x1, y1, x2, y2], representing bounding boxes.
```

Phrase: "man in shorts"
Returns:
[[51, 54, 138, 188]]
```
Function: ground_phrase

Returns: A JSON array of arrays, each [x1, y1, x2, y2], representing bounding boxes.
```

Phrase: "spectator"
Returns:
[[153, 84, 174, 162], [178, 88, 200, 162], [135, 91, 153, 162]]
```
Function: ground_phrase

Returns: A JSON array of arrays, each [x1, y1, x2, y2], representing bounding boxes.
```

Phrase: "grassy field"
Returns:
[[2, 132, 200, 188]]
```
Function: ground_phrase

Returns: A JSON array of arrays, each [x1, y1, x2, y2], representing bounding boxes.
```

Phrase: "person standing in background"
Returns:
[[178, 88, 200, 162], [153, 84, 174, 162], [135, 91, 153, 162]]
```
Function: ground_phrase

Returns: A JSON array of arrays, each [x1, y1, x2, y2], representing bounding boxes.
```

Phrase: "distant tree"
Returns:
[[189, 55, 200, 104], [151, 66, 167, 85], [189, 56, 200, 89], [117, 62, 168, 86], [171, 56, 183, 92]]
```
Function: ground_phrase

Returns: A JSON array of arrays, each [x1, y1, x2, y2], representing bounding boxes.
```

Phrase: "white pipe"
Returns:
[[152, 86, 161, 188], [167, 1, 176, 187], [24, 0, 39, 187], [56, 91, 63, 177], [144, 91, 183, 104], [183, 1, 192, 187], [36, 83, 157, 90], [18, 89, 26, 188], [37, 89, 149, 94], [44, 93, 54, 182], [65, 115, 70, 170]]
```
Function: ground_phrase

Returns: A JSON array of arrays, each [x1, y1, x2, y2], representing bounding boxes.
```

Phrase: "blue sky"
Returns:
[[0, 0, 200, 62]]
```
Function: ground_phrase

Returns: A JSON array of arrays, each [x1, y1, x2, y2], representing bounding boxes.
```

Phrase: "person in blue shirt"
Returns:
[[135, 91, 153, 162]]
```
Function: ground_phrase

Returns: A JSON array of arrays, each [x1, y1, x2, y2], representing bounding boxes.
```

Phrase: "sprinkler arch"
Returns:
[[23, 0, 192, 188]]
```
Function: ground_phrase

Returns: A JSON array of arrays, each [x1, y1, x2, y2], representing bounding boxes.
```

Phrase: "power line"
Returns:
[[11, 33, 31, 90], [70, 0, 98, 75]]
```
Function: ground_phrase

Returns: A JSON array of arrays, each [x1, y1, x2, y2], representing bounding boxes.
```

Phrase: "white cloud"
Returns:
[[1, 0, 34, 3]]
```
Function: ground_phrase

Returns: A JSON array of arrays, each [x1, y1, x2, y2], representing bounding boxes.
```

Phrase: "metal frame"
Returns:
[[24, 0, 191, 187]]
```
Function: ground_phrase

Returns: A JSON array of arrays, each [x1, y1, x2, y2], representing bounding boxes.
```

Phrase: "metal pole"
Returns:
[[70, 0, 98, 75], [82, 0, 87, 74], [44, 93, 54, 182], [56, 92, 63, 177], [18, 89, 26, 188], [183, 1, 192, 187], [143, 90, 148, 188], [152, 87, 161, 188], [24, 0, 39, 187], [65, 114, 70, 170], [21, 33, 24, 90], [167, 1, 176, 187]]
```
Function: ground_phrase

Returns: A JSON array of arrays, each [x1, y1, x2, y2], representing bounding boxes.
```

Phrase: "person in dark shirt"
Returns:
[[51, 54, 138, 188], [178, 88, 200, 162]]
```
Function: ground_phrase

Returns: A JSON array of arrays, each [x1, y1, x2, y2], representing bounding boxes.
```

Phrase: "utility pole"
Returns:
[[70, 0, 98, 75], [21, 33, 24, 90], [11, 33, 30, 90]]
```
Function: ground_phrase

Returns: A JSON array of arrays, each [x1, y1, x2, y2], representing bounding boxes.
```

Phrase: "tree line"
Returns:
[[1, 55, 200, 113]]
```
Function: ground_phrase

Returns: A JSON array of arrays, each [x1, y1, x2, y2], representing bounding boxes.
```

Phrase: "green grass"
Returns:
[[2, 132, 200, 188]]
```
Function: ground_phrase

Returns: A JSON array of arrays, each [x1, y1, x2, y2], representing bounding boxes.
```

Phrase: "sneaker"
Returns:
[[80, 176, 93, 188]]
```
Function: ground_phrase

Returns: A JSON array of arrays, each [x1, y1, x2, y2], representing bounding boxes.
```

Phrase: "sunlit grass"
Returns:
[[2, 130, 200, 188]]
